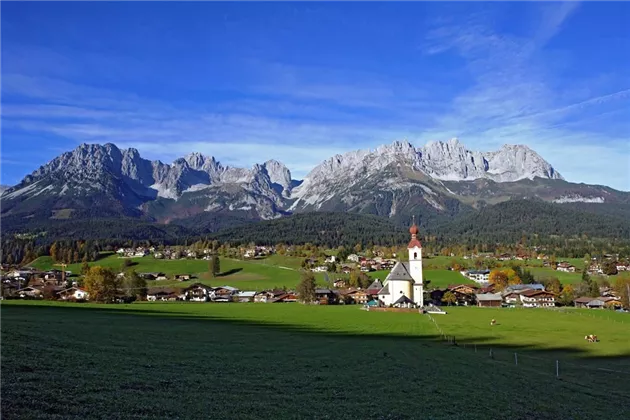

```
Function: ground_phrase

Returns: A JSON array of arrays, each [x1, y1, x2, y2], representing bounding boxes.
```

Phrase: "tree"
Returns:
[[504, 268, 522, 285], [80, 261, 91, 276], [358, 272, 371, 289], [349, 270, 362, 288], [210, 255, 220, 278], [602, 261, 618, 276], [50, 242, 60, 262], [614, 277, 630, 309], [558, 284, 575, 306], [543, 277, 562, 295], [489, 270, 509, 291], [121, 270, 147, 300], [297, 272, 317, 303], [442, 291, 456, 306], [83, 266, 120, 303]]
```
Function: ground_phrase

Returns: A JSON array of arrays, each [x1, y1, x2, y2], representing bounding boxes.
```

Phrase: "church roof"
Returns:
[[384, 262, 414, 283], [377, 283, 390, 296]]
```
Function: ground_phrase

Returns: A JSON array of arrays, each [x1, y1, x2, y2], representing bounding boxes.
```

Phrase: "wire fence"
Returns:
[[426, 313, 630, 393]]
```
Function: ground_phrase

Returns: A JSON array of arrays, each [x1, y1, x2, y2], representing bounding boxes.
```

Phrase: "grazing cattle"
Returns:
[[584, 334, 599, 343], [490, 319, 497, 326]]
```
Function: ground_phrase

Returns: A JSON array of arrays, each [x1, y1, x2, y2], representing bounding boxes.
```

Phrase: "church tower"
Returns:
[[408, 217, 424, 307]]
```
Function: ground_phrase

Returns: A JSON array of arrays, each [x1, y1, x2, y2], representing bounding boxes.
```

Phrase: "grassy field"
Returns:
[[26, 253, 627, 290], [2, 301, 629, 419], [369, 268, 474, 288], [28, 254, 323, 291]]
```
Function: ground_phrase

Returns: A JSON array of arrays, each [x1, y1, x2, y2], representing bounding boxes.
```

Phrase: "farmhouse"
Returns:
[[344, 290, 369, 304], [270, 292, 298, 303], [519, 290, 556, 308], [57, 287, 89, 301], [315, 289, 338, 305], [147, 289, 179, 301], [236, 291, 257, 302], [575, 296, 622, 309], [377, 221, 424, 307], [475, 293, 502, 307], [16, 286, 42, 299], [182, 283, 213, 302], [556, 262, 576, 272], [465, 270, 490, 283]]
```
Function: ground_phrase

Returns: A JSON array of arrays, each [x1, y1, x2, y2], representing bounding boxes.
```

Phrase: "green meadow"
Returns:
[[28, 254, 323, 291], [369, 268, 474, 288], [2, 301, 629, 419]]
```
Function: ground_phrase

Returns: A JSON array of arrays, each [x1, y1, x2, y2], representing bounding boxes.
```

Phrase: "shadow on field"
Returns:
[[219, 268, 242, 276], [5, 302, 630, 370]]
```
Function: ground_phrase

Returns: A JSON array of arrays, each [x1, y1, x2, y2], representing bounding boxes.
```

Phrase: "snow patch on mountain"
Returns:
[[553, 195, 605, 204]]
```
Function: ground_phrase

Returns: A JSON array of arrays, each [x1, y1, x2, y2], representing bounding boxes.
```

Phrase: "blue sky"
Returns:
[[2, 1, 629, 190]]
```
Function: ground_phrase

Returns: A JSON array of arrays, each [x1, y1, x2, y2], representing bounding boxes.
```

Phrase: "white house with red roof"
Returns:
[[377, 219, 424, 307]]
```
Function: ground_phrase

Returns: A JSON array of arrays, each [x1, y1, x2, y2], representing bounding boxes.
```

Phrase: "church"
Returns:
[[377, 221, 424, 307]]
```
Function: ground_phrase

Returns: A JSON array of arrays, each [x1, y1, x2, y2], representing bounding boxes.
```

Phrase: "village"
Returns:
[[1, 238, 628, 311]]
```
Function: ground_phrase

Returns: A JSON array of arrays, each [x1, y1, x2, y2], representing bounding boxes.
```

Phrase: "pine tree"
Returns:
[[210, 255, 220, 278]]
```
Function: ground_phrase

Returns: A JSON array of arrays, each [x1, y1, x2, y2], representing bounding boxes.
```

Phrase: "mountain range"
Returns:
[[2, 139, 628, 235]]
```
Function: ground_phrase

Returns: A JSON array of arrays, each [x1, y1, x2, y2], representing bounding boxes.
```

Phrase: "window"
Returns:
[[413, 252, 417, 259]]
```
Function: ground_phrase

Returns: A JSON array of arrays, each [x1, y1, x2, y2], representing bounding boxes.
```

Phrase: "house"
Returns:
[[575, 296, 621, 309], [174, 274, 191, 281], [556, 262, 576, 272], [214, 286, 239, 295], [44, 270, 63, 282], [140, 272, 166, 281], [365, 279, 383, 297], [147, 288, 179, 301], [345, 290, 369, 304], [182, 283, 214, 302], [333, 279, 347, 288], [519, 290, 556, 308], [574, 297, 606, 309], [616, 263, 629, 272], [254, 289, 286, 303], [16, 286, 43, 299], [314, 289, 338, 305], [475, 293, 503, 307], [236, 291, 257, 302], [444, 284, 479, 306], [325, 255, 337, 263], [504, 284, 545, 294], [57, 287, 89, 301], [464, 269, 490, 283], [346, 254, 360, 263], [270, 292, 298, 303]]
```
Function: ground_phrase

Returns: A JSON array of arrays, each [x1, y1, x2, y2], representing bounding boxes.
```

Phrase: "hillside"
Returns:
[[208, 212, 409, 247], [437, 199, 630, 242]]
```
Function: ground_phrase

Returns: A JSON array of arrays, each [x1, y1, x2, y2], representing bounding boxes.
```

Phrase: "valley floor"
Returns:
[[2, 301, 629, 419]]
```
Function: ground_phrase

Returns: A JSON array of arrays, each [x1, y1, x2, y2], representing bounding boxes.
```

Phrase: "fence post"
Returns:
[[556, 360, 559, 378], [514, 353, 518, 366], [489, 348, 493, 359]]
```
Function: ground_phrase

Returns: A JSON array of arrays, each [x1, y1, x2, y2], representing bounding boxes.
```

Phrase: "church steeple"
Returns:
[[407, 215, 424, 306], [408, 216, 422, 249]]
